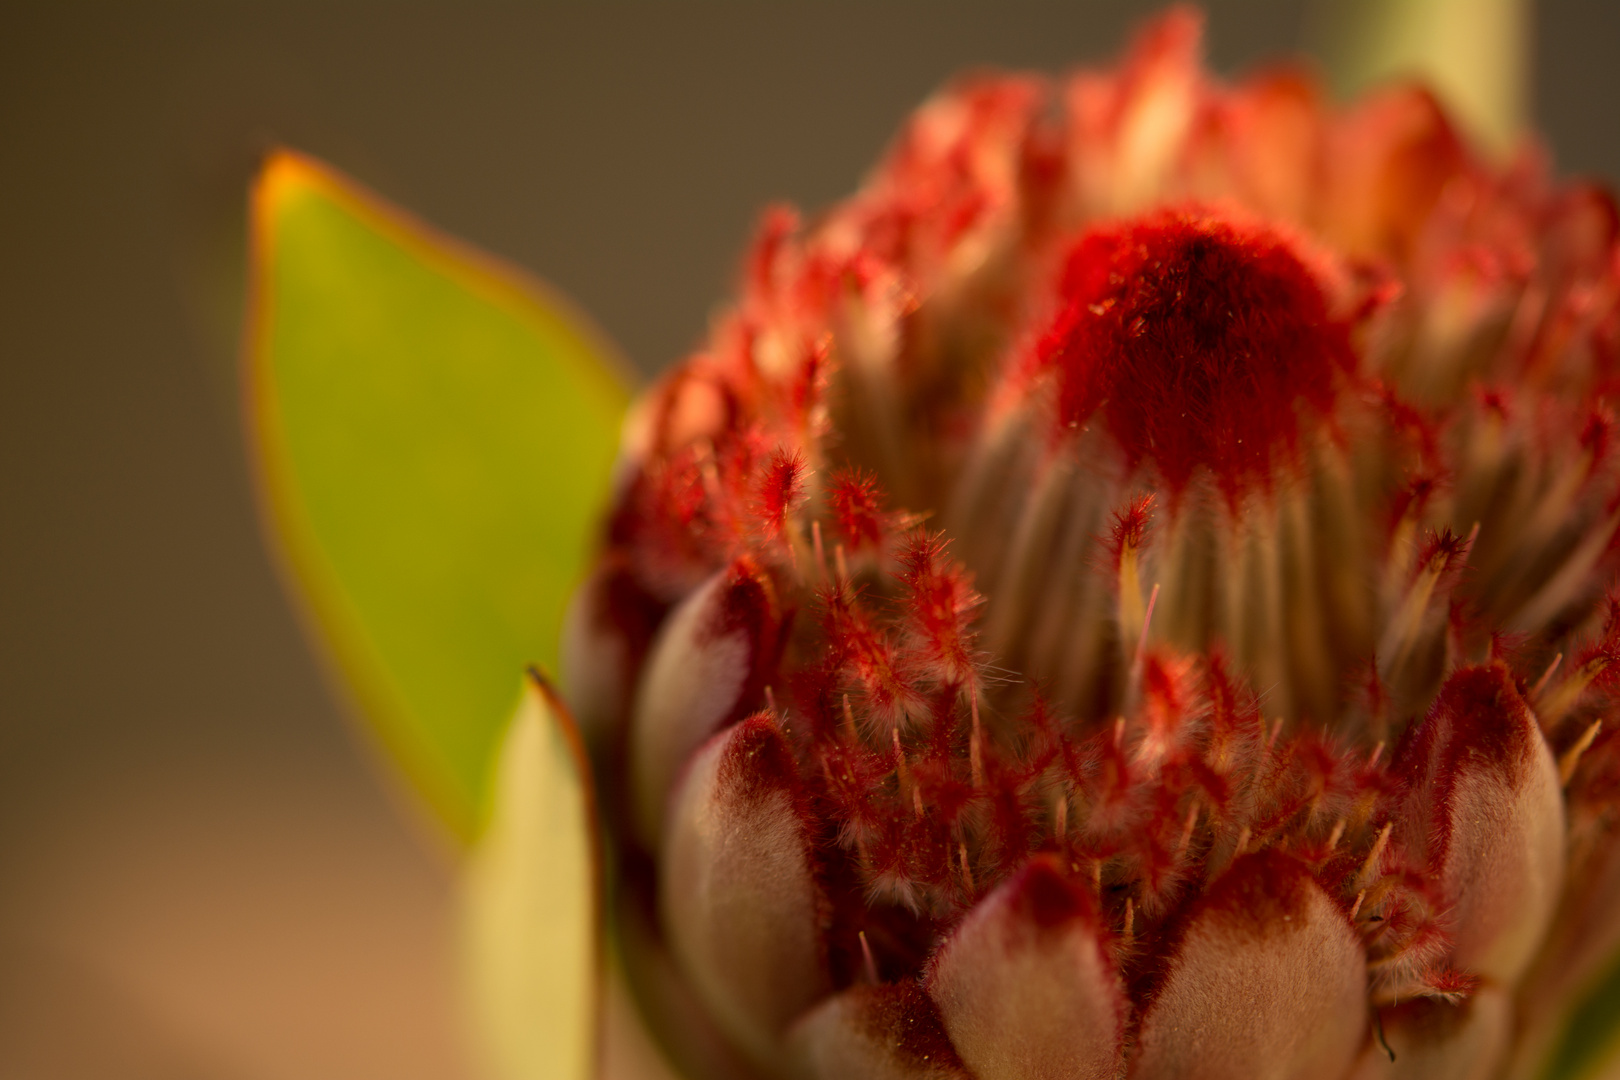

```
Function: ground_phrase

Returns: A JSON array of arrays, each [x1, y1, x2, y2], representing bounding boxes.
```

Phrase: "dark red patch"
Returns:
[[1391, 662, 1542, 891], [705, 556, 779, 644], [850, 981, 966, 1073], [1400, 662, 1538, 794], [1036, 205, 1355, 498], [1582, 408, 1614, 478], [1198, 849, 1319, 941], [716, 712, 804, 809], [1006, 854, 1096, 932]]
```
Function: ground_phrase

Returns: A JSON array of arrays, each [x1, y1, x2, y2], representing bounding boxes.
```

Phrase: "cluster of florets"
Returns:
[[564, 8, 1620, 1079]]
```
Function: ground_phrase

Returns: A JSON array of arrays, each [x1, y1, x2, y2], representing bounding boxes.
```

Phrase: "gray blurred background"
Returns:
[[2, 3, 1616, 1076]]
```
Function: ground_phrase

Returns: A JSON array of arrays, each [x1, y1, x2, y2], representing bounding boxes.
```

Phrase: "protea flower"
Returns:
[[556, 8, 1620, 1079]]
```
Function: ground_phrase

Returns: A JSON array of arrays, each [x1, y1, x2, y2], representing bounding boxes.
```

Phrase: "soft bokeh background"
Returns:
[[2, 3, 1616, 1076]]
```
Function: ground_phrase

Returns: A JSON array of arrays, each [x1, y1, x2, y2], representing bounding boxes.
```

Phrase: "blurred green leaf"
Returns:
[[463, 672, 599, 1080], [1312, 0, 1528, 154], [1542, 954, 1620, 1080], [246, 150, 630, 841]]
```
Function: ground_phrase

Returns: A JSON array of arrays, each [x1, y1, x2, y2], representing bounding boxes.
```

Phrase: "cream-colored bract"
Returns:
[[463, 672, 599, 1080]]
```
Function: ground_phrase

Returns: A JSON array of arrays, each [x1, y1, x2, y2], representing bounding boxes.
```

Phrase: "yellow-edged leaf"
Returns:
[[245, 150, 630, 840], [463, 671, 600, 1080]]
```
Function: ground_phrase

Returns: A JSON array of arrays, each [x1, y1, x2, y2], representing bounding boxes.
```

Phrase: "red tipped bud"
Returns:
[[630, 559, 778, 846], [1132, 852, 1367, 1080], [661, 715, 828, 1069], [1393, 663, 1565, 986], [570, 12, 1620, 1080], [1105, 494, 1154, 570], [756, 448, 809, 545], [926, 855, 1125, 1080]]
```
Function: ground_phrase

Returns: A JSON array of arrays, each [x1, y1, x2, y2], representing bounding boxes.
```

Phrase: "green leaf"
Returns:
[[463, 672, 600, 1080], [246, 150, 630, 841]]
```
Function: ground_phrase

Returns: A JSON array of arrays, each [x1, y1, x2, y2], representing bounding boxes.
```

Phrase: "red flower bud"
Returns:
[[566, 10, 1620, 1078]]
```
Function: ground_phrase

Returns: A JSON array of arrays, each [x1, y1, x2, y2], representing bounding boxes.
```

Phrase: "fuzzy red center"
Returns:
[[1038, 206, 1356, 496]]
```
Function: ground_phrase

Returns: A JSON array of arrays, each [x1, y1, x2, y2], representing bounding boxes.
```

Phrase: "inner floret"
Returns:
[[1035, 206, 1357, 498]]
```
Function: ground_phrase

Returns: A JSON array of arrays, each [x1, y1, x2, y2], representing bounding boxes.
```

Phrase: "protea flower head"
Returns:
[[560, 9, 1620, 1079]]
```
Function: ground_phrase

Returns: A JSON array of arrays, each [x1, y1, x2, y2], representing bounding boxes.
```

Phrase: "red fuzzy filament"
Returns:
[[1038, 206, 1356, 498]]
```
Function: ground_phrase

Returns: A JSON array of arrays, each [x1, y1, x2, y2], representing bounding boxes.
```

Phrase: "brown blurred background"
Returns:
[[2, 3, 1616, 1077]]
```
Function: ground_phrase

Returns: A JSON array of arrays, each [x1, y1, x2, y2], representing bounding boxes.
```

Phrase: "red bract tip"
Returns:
[[1400, 663, 1539, 795], [1202, 652, 1259, 749], [1387, 473, 1440, 529], [717, 712, 805, 809], [1037, 205, 1355, 497], [1415, 527, 1472, 577], [1373, 382, 1442, 467], [1008, 854, 1098, 930], [1419, 967, 1482, 1004], [757, 448, 808, 543], [896, 532, 983, 689], [1106, 494, 1155, 567], [1140, 651, 1194, 752], [821, 582, 924, 730], [1478, 384, 1510, 411], [828, 468, 888, 552], [744, 204, 800, 302]]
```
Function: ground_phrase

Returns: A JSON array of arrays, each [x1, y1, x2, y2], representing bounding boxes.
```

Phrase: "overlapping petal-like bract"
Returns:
[[1132, 851, 1367, 1080], [660, 715, 827, 1068], [927, 855, 1125, 1080], [565, 8, 1620, 1079]]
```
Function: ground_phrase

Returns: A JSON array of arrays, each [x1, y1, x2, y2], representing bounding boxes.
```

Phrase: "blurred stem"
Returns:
[[1309, 0, 1530, 155]]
